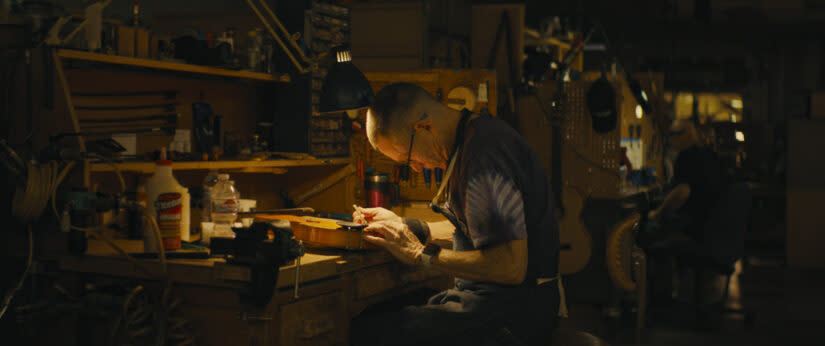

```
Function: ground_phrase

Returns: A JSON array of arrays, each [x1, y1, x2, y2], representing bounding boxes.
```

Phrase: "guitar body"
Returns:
[[255, 215, 378, 250], [558, 187, 593, 275], [606, 212, 640, 291]]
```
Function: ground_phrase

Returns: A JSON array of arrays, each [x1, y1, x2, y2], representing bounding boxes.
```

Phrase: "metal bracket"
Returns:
[[245, 0, 312, 74]]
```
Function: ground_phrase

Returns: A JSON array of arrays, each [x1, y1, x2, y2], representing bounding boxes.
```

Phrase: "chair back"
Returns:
[[702, 182, 752, 268]]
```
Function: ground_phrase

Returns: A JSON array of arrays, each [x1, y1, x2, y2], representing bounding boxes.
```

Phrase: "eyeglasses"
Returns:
[[399, 129, 416, 181]]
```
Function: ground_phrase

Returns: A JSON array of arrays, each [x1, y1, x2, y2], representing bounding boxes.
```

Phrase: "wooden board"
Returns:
[[61, 68, 263, 156], [59, 239, 357, 288], [90, 158, 350, 173], [351, 2, 426, 72], [471, 4, 524, 86], [58, 49, 289, 82]]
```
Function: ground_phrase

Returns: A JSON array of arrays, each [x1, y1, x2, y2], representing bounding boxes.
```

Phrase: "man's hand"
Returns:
[[352, 205, 402, 225], [363, 220, 425, 266]]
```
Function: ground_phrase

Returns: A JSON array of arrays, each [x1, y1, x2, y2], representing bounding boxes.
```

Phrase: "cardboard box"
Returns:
[[117, 26, 135, 57], [135, 28, 150, 58]]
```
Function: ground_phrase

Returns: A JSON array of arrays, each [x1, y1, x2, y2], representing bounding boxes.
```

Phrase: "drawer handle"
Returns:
[[300, 316, 334, 339]]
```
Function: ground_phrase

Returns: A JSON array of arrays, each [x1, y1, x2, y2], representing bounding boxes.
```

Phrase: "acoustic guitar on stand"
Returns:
[[558, 186, 593, 275]]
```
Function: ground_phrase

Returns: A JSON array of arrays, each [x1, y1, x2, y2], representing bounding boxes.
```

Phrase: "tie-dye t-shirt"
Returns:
[[446, 113, 560, 289]]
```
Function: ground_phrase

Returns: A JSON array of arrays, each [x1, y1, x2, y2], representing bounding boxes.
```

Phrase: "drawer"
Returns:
[[279, 292, 346, 346], [353, 263, 445, 300], [353, 263, 399, 300]]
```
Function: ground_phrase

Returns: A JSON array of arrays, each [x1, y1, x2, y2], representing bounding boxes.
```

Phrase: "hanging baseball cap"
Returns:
[[586, 74, 618, 134]]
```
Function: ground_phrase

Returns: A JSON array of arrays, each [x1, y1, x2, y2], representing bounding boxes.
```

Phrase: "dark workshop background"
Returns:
[[2, 0, 824, 345]]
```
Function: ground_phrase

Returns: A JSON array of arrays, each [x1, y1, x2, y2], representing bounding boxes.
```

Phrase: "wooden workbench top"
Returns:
[[58, 239, 397, 289]]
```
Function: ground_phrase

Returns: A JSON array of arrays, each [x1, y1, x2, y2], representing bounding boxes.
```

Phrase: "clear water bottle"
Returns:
[[202, 170, 220, 223], [210, 174, 240, 226]]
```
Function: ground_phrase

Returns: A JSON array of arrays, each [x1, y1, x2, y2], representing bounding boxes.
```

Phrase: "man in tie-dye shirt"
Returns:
[[350, 83, 562, 346]]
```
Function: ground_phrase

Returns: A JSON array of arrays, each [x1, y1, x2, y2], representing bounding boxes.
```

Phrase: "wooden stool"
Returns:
[[551, 329, 609, 346]]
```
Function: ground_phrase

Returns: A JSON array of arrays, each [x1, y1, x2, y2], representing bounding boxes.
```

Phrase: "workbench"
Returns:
[[57, 240, 452, 346]]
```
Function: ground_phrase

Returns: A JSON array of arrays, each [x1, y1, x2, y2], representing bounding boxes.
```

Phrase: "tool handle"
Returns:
[[423, 168, 432, 187]]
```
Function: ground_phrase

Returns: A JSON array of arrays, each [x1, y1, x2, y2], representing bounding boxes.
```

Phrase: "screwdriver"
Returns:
[[434, 167, 443, 187], [423, 168, 432, 188]]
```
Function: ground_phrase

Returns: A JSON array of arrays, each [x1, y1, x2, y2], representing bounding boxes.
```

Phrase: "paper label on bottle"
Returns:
[[154, 192, 182, 249], [212, 198, 239, 214]]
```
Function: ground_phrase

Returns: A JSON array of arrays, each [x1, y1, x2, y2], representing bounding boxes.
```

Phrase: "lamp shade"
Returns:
[[626, 77, 652, 115], [319, 47, 374, 113]]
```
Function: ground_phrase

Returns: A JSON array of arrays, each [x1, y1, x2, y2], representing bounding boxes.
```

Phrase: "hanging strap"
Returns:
[[537, 275, 568, 318]]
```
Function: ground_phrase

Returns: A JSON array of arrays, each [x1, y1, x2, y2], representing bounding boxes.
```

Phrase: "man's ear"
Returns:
[[413, 113, 433, 132]]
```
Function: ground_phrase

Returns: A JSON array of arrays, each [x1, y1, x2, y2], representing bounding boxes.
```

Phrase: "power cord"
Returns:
[[3, 144, 180, 339], [13, 160, 76, 224], [0, 225, 32, 320]]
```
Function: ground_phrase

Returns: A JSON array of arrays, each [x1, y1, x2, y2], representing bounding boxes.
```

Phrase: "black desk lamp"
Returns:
[[624, 71, 652, 115], [246, 0, 373, 112], [319, 46, 374, 113]]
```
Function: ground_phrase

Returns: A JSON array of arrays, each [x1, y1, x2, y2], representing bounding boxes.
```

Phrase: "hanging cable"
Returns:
[[0, 225, 33, 320]]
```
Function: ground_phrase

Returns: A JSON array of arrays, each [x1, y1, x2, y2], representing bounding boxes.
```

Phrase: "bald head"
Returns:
[[366, 83, 443, 149], [365, 83, 463, 171]]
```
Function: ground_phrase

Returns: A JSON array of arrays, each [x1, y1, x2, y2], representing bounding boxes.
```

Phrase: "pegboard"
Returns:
[[533, 79, 622, 200], [350, 69, 497, 206], [562, 81, 621, 199]]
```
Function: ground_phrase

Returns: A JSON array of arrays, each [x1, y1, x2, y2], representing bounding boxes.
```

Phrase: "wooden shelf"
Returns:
[[57, 49, 291, 83], [91, 158, 350, 173]]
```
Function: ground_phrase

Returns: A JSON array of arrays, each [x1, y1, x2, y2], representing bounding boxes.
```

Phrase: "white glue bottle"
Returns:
[[144, 149, 190, 252]]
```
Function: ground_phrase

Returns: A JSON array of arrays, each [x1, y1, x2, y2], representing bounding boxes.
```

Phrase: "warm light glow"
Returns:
[[731, 99, 743, 109], [735, 131, 745, 142], [640, 90, 648, 102], [635, 105, 643, 119], [336, 50, 352, 63], [730, 114, 737, 123]]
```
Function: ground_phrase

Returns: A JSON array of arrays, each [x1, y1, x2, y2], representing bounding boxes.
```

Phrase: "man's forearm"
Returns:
[[658, 183, 691, 214], [429, 239, 527, 285], [426, 220, 454, 248]]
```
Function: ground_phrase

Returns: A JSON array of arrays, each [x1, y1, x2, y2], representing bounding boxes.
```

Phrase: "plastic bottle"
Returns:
[[201, 170, 220, 223], [210, 174, 239, 237], [180, 189, 191, 242], [144, 152, 189, 252]]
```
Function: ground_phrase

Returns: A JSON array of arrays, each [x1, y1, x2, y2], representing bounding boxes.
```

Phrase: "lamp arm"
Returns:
[[47, 0, 112, 47], [246, 0, 309, 74], [256, 0, 311, 64]]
